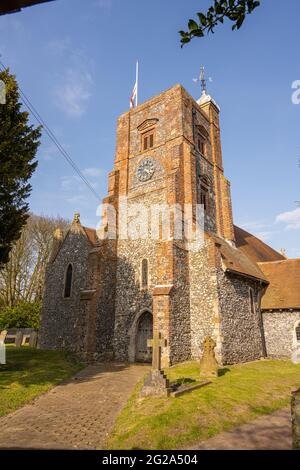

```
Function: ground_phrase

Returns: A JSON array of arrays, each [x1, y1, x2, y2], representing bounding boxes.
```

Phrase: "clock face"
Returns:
[[137, 158, 155, 182]]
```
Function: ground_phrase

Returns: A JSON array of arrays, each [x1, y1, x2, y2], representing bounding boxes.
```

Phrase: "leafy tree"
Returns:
[[180, 0, 261, 46], [0, 69, 42, 268], [0, 214, 69, 307], [0, 301, 41, 329]]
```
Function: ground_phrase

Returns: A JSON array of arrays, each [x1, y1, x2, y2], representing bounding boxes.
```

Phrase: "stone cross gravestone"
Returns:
[[200, 336, 219, 378], [140, 331, 170, 397], [147, 332, 166, 371]]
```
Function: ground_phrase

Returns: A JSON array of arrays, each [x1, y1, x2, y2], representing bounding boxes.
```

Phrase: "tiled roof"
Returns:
[[234, 225, 285, 263], [83, 227, 98, 245], [210, 233, 268, 282], [258, 259, 300, 310]]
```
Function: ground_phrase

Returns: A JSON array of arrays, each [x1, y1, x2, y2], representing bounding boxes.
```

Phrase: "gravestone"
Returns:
[[15, 331, 23, 348], [21, 335, 30, 346], [140, 331, 170, 397], [29, 331, 38, 348], [0, 330, 7, 345], [200, 336, 219, 378], [291, 348, 300, 365], [291, 387, 300, 449]]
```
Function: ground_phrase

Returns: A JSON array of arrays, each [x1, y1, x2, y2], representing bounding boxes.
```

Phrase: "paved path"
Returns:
[[0, 362, 148, 450], [191, 407, 292, 450]]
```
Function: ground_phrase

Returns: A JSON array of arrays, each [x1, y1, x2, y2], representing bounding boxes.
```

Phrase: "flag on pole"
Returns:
[[130, 61, 139, 109]]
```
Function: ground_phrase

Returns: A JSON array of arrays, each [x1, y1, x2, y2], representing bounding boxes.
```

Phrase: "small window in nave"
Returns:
[[249, 288, 255, 314], [64, 264, 73, 298]]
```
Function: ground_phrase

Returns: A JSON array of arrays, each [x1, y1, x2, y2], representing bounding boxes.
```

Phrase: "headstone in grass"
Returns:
[[140, 331, 170, 397], [0, 330, 7, 345], [29, 331, 38, 348], [199, 336, 219, 378], [291, 348, 300, 365], [15, 331, 23, 348], [291, 387, 300, 449]]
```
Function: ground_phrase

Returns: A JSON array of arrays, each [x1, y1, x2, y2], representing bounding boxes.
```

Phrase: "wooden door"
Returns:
[[135, 312, 153, 363]]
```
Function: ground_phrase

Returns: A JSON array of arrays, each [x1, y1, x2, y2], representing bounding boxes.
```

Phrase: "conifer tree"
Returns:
[[0, 69, 41, 267]]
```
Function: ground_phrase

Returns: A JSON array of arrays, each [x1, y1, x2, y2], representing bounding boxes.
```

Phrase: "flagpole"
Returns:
[[136, 60, 139, 107]]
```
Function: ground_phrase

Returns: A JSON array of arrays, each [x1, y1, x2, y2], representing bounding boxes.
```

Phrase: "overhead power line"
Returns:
[[0, 59, 101, 202]]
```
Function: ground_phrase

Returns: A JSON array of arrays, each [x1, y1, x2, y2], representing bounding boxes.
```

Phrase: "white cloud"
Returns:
[[82, 167, 103, 178], [54, 68, 93, 117], [60, 170, 102, 206], [48, 37, 71, 55], [48, 38, 94, 118], [276, 207, 300, 230]]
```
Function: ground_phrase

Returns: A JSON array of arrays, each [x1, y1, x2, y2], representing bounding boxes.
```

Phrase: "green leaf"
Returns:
[[188, 19, 199, 31], [192, 29, 204, 37], [197, 12, 208, 26]]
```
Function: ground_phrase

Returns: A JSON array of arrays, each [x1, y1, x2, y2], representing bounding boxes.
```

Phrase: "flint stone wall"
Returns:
[[189, 241, 221, 362], [218, 271, 265, 364], [262, 310, 300, 358], [112, 239, 157, 362], [169, 243, 191, 364], [39, 231, 90, 353]]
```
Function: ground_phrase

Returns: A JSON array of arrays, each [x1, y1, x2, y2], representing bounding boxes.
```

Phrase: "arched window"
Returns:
[[64, 264, 73, 298], [141, 259, 148, 289]]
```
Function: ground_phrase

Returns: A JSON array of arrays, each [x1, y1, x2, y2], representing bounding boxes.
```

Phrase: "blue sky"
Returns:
[[0, 0, 299, 257]]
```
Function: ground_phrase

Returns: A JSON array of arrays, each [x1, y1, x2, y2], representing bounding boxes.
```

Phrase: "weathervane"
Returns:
[[193, 66, 212, 95]]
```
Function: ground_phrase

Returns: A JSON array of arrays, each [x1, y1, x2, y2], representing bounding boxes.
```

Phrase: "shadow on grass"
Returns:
[[174, 377, 196, 386], [218, 368, 230, 377]]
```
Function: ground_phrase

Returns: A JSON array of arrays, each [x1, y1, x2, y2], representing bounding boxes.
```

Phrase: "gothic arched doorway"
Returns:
[[135, 311, 153, 363]]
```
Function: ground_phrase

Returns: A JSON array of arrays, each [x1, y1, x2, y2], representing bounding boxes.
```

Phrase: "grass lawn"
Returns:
[[108, 359, 300, 450], [0, 347, 83, 417]]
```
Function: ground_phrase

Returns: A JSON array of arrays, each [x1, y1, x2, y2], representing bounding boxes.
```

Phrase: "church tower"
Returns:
[[103, 82, 236, 366]]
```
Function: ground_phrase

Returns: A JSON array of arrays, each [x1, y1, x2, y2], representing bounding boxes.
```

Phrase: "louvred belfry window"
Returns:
[[197, 136, 206, 155], [200, 185, 209, 212], [142, 130, 154, 151]]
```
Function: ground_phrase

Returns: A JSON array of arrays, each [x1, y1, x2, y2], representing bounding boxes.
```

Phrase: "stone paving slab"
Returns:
[[190, 407, 292, 450], [0, 362, 148, 450]]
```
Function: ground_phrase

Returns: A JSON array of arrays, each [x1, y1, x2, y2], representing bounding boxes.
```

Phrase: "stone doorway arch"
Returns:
[[128, 309, 153, 363]]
